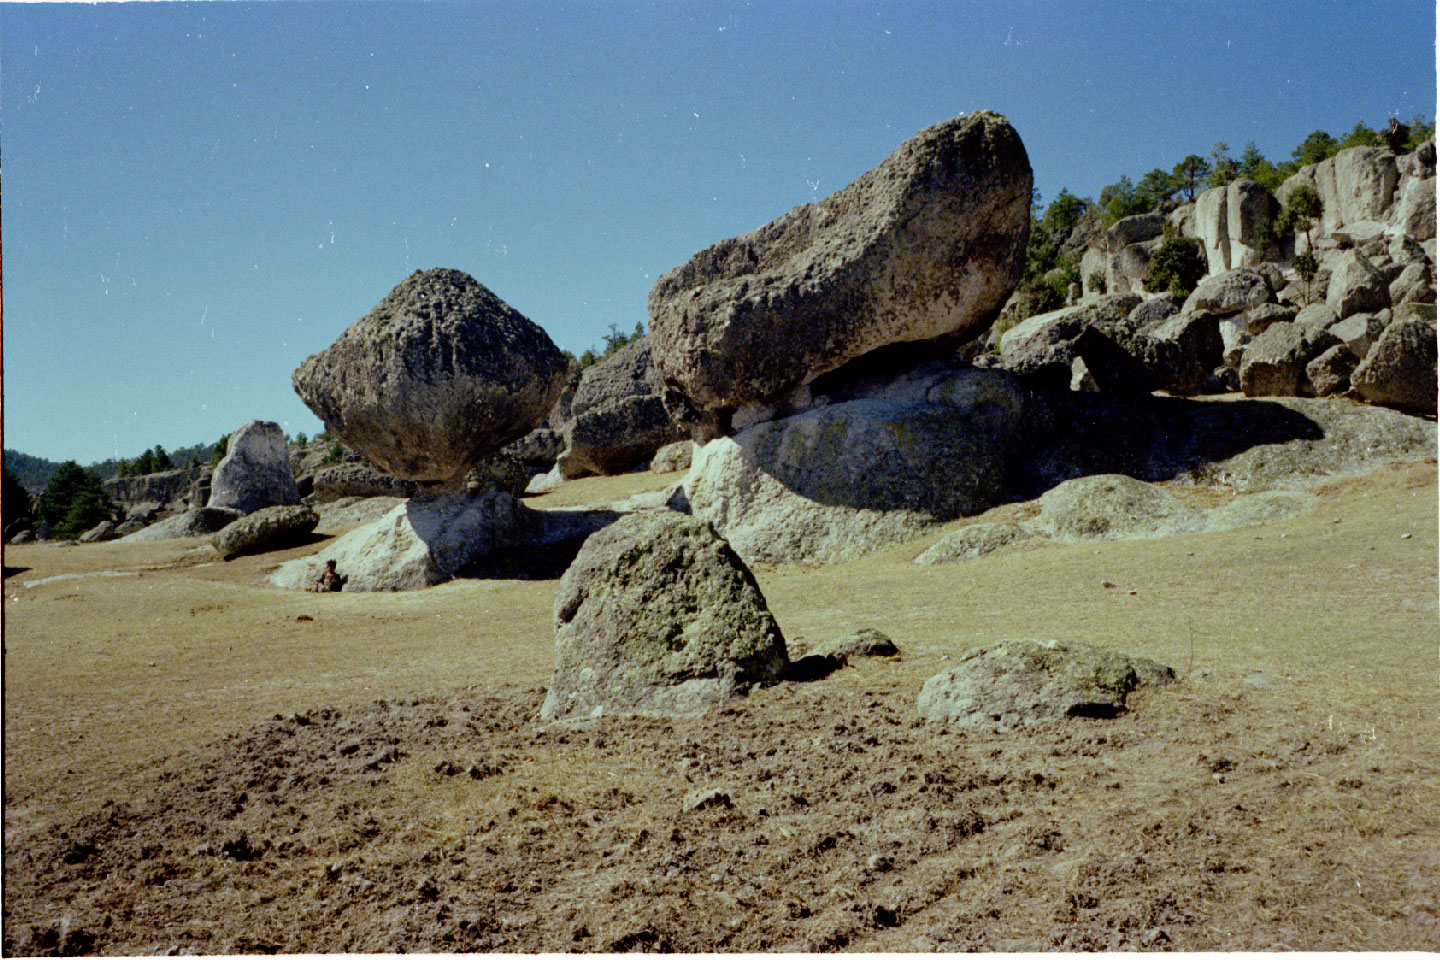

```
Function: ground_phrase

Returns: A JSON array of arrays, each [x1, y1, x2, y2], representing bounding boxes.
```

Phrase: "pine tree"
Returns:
[[1171, 155, 1212, 201], [3, 466, 32, 529], [34, 462, 120, 539]]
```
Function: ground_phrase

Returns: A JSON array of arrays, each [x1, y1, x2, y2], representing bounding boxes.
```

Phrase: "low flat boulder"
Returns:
[[914, 521, 1033, 564], [1351, 316, 1438, 414], [212, 505, 319, 560], [119, 506, 243, 542], [311, 462, 419, 502], [1025, 474, 1200, 542], [649, 111, 1032, 437], [917, 638, 1176, 727], [540, 512, 789, 721], [651, 440, 694, 474], [808, 627, 901, 660], [77, 520, 118, 544]]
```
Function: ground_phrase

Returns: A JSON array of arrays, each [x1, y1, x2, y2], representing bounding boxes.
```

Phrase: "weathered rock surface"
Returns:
[[208, 421, 302, 515], [649, 111, 1032, 437], [1326, 250, 1391, 319], [914, 521, 1033, 565], [1350, 316, 1438, 414], [557, 341, 686, 477], [501, 428, 566, 475], [1025, 474, 1199, 542], [540, 512, 788, 722], [103, 466, 208, 509], [681, 361, 1038, 563], [1328, 312, 1387, 359], [995, 294, 1143, 390], [1184, 269, 1273, 317], [310, 463, 419, 503], [312, 496, 408, 534], [292, 268, 569, 484], [212, 505, 319, 560], [112, 517, 147, 538], [650, 440, 695, 474], [809, 628, 901, 660], [77, 520, 118, 544], [917, 639, 1176, 727], [1240, 322, 1317, 397], [119, 506, 243, 542], [1305, 344, 1360, 397], [1194, 180, 1280, 272], [1388, 260, 1436, 306], [268, 492, 594, 592]]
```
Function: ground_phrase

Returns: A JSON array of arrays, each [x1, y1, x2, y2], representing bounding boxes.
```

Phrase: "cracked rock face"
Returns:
[[648, 110, 1032, 438], [541, 512, 789, 721], [293, 269, 568, 485]]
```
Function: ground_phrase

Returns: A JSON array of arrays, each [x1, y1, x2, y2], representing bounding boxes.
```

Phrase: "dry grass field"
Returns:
[[4, 460, 1438, 953]]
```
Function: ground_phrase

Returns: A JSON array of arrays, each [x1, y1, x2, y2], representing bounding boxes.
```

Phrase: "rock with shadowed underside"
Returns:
[[119, 506, 243, 542], [541, 512, 789, 721], [557, 339, 686, 478], [208, 420, 302, 515], [648, 110, 1032, 438], [212, 505, 319, 560], [1350, 316, 1438, 414], [292, 268, 568, 485], [917, 638, 1176, 728]]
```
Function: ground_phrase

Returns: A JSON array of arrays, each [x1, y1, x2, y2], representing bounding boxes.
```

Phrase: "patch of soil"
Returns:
[[6, 674, 1437, 954]]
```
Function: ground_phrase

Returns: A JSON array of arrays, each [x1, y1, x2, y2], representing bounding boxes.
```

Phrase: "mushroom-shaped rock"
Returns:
[[648, 110, 1032, 438], [917, 639, 1176, 728], [292, 269, 569, 485], [541, 512, 789, 721], [208, 420, 302, 515]]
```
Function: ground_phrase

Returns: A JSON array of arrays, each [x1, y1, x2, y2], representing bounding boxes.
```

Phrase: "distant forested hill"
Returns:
[[5, 440, 220, 493]]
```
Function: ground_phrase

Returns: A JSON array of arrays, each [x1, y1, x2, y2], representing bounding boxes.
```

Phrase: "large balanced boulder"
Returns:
[[556, 338, 686, 478], [208, 420, 302, 515], [540, 512, 789, 721], [917, 639, 1176, 728], [649, 110, 1032, 437], [682, 361, 1039, 563], [212, 504, 319, 560], [292, 269, 569, 485], [1350, 316, 1438, 414]]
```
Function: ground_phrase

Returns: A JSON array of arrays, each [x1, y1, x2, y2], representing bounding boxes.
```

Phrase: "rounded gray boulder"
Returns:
[[212, 504, 319, 561], [292, 269, 569, 485], [208, 420, 302, 515], [541, 512, 789, 721]]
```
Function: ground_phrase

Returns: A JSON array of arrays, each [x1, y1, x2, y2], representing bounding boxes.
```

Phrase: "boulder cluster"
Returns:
[[34, 112, 1435, 727]]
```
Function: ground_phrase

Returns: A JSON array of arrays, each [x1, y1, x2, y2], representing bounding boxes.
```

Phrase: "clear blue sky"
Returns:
[[3, 0, 1434, 464]]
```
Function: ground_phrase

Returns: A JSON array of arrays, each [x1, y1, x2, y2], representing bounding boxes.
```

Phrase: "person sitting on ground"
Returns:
[[308, 559, 347, 592]]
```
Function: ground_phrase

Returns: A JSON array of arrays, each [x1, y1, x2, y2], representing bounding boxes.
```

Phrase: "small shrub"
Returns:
[[322, 442, 346, 466], [1088, 271, 1107, 295], [1144, 232, 1206, 298]]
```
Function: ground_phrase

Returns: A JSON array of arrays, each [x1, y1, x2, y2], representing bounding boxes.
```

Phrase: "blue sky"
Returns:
[[3, 0, 1435, 464]]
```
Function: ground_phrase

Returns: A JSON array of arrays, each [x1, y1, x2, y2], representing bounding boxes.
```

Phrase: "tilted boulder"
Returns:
[[555, 338, 686, 478], [119, 506, 243, 542], [649, 111, 1032, 438], [212, 504, 319, 560], [268, 491, 605, 592], [1389, 260, 1436, 306], [917, 639, 1176, 727], [1329, 312, 1388, 358], [208, 420, 302, 515], [292, 268, 569, 484], [541, 512, 789, 721], [995, 294, 1143, 390], [1183, 268, 1273, 317], [1325, 250, 1391, 319], [78, 520, 118, 544], [1350, 316, 1438, 414], [1239, 321, 1337, 397], [1391, 174, 1436, 242], [914, 521, 1033, 565], [1305, 344, 1361, 397]]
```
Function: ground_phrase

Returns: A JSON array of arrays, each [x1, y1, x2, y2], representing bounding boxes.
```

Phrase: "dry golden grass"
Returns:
[[4, 459, 1437, 950]]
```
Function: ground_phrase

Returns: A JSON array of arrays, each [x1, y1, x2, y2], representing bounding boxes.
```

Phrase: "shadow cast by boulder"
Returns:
[[456, 508, 621, 582]]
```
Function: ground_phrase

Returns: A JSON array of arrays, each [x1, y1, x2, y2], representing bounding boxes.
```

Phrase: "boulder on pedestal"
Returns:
[[649, 111, 1032, 438], [292, 268, 569, 485]]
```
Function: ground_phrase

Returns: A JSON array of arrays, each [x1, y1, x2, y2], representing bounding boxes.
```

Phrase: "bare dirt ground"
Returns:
[[4, 460, 1438, 954]]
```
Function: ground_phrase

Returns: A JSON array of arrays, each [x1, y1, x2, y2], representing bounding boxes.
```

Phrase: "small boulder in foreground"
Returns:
[[541, 512, 788, 721], [212, 504, 319, 560], [917, 638, 1176, 728]]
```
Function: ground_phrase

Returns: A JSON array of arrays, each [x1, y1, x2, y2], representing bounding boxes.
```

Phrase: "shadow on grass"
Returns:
[[4, 565, 30, 579]]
